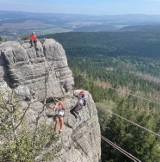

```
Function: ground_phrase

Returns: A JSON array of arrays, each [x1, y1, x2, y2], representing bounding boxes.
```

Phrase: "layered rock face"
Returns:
[[34, 90, 101, 162], [0, 39, 101, 162], [0, 39, 73, 100]]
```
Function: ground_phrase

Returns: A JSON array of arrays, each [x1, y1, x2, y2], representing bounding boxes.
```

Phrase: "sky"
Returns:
[[0, 0, 160, 15]]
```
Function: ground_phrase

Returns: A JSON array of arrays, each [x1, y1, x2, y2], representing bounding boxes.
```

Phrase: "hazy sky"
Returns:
[[0, 0, 160, 15]]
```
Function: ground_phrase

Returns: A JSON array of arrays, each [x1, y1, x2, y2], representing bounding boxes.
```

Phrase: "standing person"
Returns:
[[52, 98, 65, 134], [70, 90, 86, 121], [30, 32, 37, 47]]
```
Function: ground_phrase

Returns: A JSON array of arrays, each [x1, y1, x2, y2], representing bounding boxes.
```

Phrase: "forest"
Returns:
[[41, 31, 160, 162], [43, 31, 160, 59]]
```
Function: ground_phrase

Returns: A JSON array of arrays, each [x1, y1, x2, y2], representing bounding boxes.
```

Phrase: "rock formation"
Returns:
[[0, 39, 73, 100], [0, 39, 101, 162]]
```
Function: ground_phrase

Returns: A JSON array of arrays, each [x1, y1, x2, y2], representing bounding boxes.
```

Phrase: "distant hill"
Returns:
[[41, 31, 160, 59], [1, 11, 160, 39], [120, 24, 160, 32]]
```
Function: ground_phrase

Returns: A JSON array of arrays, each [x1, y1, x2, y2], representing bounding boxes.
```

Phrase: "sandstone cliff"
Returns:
[[0, 39, 101, 162]]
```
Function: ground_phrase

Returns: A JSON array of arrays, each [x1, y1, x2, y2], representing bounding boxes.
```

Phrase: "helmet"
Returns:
[[79, 90, 85, 95], [32, 32, 35, 34]]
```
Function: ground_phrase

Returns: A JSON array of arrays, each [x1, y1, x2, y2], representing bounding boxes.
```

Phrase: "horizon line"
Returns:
[[1, 10, 160, 17]]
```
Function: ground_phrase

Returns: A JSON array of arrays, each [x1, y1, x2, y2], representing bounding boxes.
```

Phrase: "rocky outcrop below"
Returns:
[[0, 39, 101, 162], [33, 90, 101, 162]]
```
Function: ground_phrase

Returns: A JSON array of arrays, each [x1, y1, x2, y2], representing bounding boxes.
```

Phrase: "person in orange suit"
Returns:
[[30, 32, 37, 47]]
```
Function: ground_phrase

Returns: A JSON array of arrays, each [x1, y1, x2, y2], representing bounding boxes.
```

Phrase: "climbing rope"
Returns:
[[101, 135, 141, 162]]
